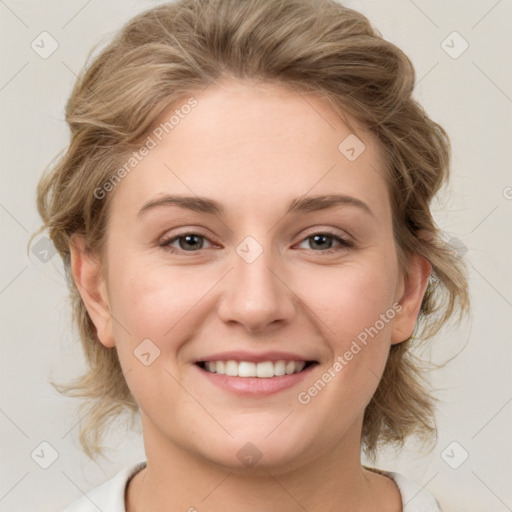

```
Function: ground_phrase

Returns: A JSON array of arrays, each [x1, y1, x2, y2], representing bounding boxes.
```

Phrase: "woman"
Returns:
[[34, 0, 470, 510]]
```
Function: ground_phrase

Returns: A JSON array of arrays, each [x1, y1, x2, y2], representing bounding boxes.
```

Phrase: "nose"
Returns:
[[216, 244, 297, 333]]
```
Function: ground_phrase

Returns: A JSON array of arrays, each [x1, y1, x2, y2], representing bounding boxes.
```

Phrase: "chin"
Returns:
[[193, 432, 316, 474]]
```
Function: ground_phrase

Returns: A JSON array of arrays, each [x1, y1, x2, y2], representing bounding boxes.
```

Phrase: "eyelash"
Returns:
[[159, 230, 354, 255]]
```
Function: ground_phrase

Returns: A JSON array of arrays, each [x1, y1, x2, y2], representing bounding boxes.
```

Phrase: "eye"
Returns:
[[296, 232, 354, 253], [159, 230, 354, 254], [160, 233, 213, 252]]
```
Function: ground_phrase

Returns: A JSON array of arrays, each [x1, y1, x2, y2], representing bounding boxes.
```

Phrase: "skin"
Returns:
[[71, 79, 431, 511]]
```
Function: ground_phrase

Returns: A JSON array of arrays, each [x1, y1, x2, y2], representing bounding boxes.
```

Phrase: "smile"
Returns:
[[194, 359, 318, 396], [197, 360, 315, 378]]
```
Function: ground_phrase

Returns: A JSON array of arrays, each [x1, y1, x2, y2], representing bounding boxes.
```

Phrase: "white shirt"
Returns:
[[61, 461, 443, 511]]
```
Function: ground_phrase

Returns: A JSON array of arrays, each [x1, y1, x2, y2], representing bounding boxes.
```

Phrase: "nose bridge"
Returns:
[[217, 235, 295, 331]]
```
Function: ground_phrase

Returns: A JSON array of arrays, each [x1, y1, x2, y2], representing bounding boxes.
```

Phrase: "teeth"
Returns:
[[202, 360, 307, 378]]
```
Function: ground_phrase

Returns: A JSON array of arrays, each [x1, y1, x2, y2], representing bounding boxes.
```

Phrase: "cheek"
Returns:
[[109, 260, 216, 340], [108, 245, 398, 373], [108, 247, 399, 352], [298, 259, 398, 401], [297, 255, 399, 341], [105, 264, 205, 414]]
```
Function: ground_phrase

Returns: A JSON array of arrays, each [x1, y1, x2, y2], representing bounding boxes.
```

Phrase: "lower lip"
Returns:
[[195, 363, 317, 396]]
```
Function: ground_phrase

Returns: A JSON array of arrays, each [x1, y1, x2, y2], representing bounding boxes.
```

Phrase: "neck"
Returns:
[[126, 416, 401, 512]]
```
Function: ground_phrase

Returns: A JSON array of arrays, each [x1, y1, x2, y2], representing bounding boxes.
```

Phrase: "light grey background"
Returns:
[[1, 0, 511, 510]]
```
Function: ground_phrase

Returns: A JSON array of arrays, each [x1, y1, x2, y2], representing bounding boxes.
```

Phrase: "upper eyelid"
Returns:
[[161, 226, 350, 240]]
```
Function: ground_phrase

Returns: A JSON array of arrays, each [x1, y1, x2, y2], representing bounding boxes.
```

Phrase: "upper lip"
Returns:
[[195, 351, 318, 363]]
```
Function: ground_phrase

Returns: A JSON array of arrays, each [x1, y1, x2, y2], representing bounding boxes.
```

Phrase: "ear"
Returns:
[[70, 235, 115, 348], [391, 253, 432, 345]]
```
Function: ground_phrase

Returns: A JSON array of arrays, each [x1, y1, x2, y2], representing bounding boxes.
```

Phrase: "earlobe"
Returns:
[[391, 253, 432, 345], [70, 235, 115, 348]]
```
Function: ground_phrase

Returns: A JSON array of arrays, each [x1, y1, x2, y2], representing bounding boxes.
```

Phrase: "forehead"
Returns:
[[110, 79, 390, 220]]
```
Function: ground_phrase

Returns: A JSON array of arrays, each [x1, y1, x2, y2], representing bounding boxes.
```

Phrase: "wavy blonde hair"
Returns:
[[33, 0, 470, 460]]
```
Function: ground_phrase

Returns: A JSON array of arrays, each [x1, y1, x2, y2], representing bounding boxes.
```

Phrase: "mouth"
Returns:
[[195, 359, 318, 378]]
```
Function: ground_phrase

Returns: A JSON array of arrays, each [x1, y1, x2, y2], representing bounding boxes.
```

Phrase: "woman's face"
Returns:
[[74, 79, 429, 471]]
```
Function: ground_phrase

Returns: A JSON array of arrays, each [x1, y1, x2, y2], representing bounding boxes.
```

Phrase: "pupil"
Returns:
[[177, 234, 333, 251], [312, 234, 331, 250], [180, 234, 202, 250]]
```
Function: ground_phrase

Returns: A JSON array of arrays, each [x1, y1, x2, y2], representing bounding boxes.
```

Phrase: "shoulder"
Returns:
[[60, 461, 147, 512], [379, 469, 444, 512]]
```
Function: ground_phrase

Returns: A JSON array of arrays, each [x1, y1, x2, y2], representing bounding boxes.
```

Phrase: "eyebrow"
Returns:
[[137, 193, 375, 219]]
